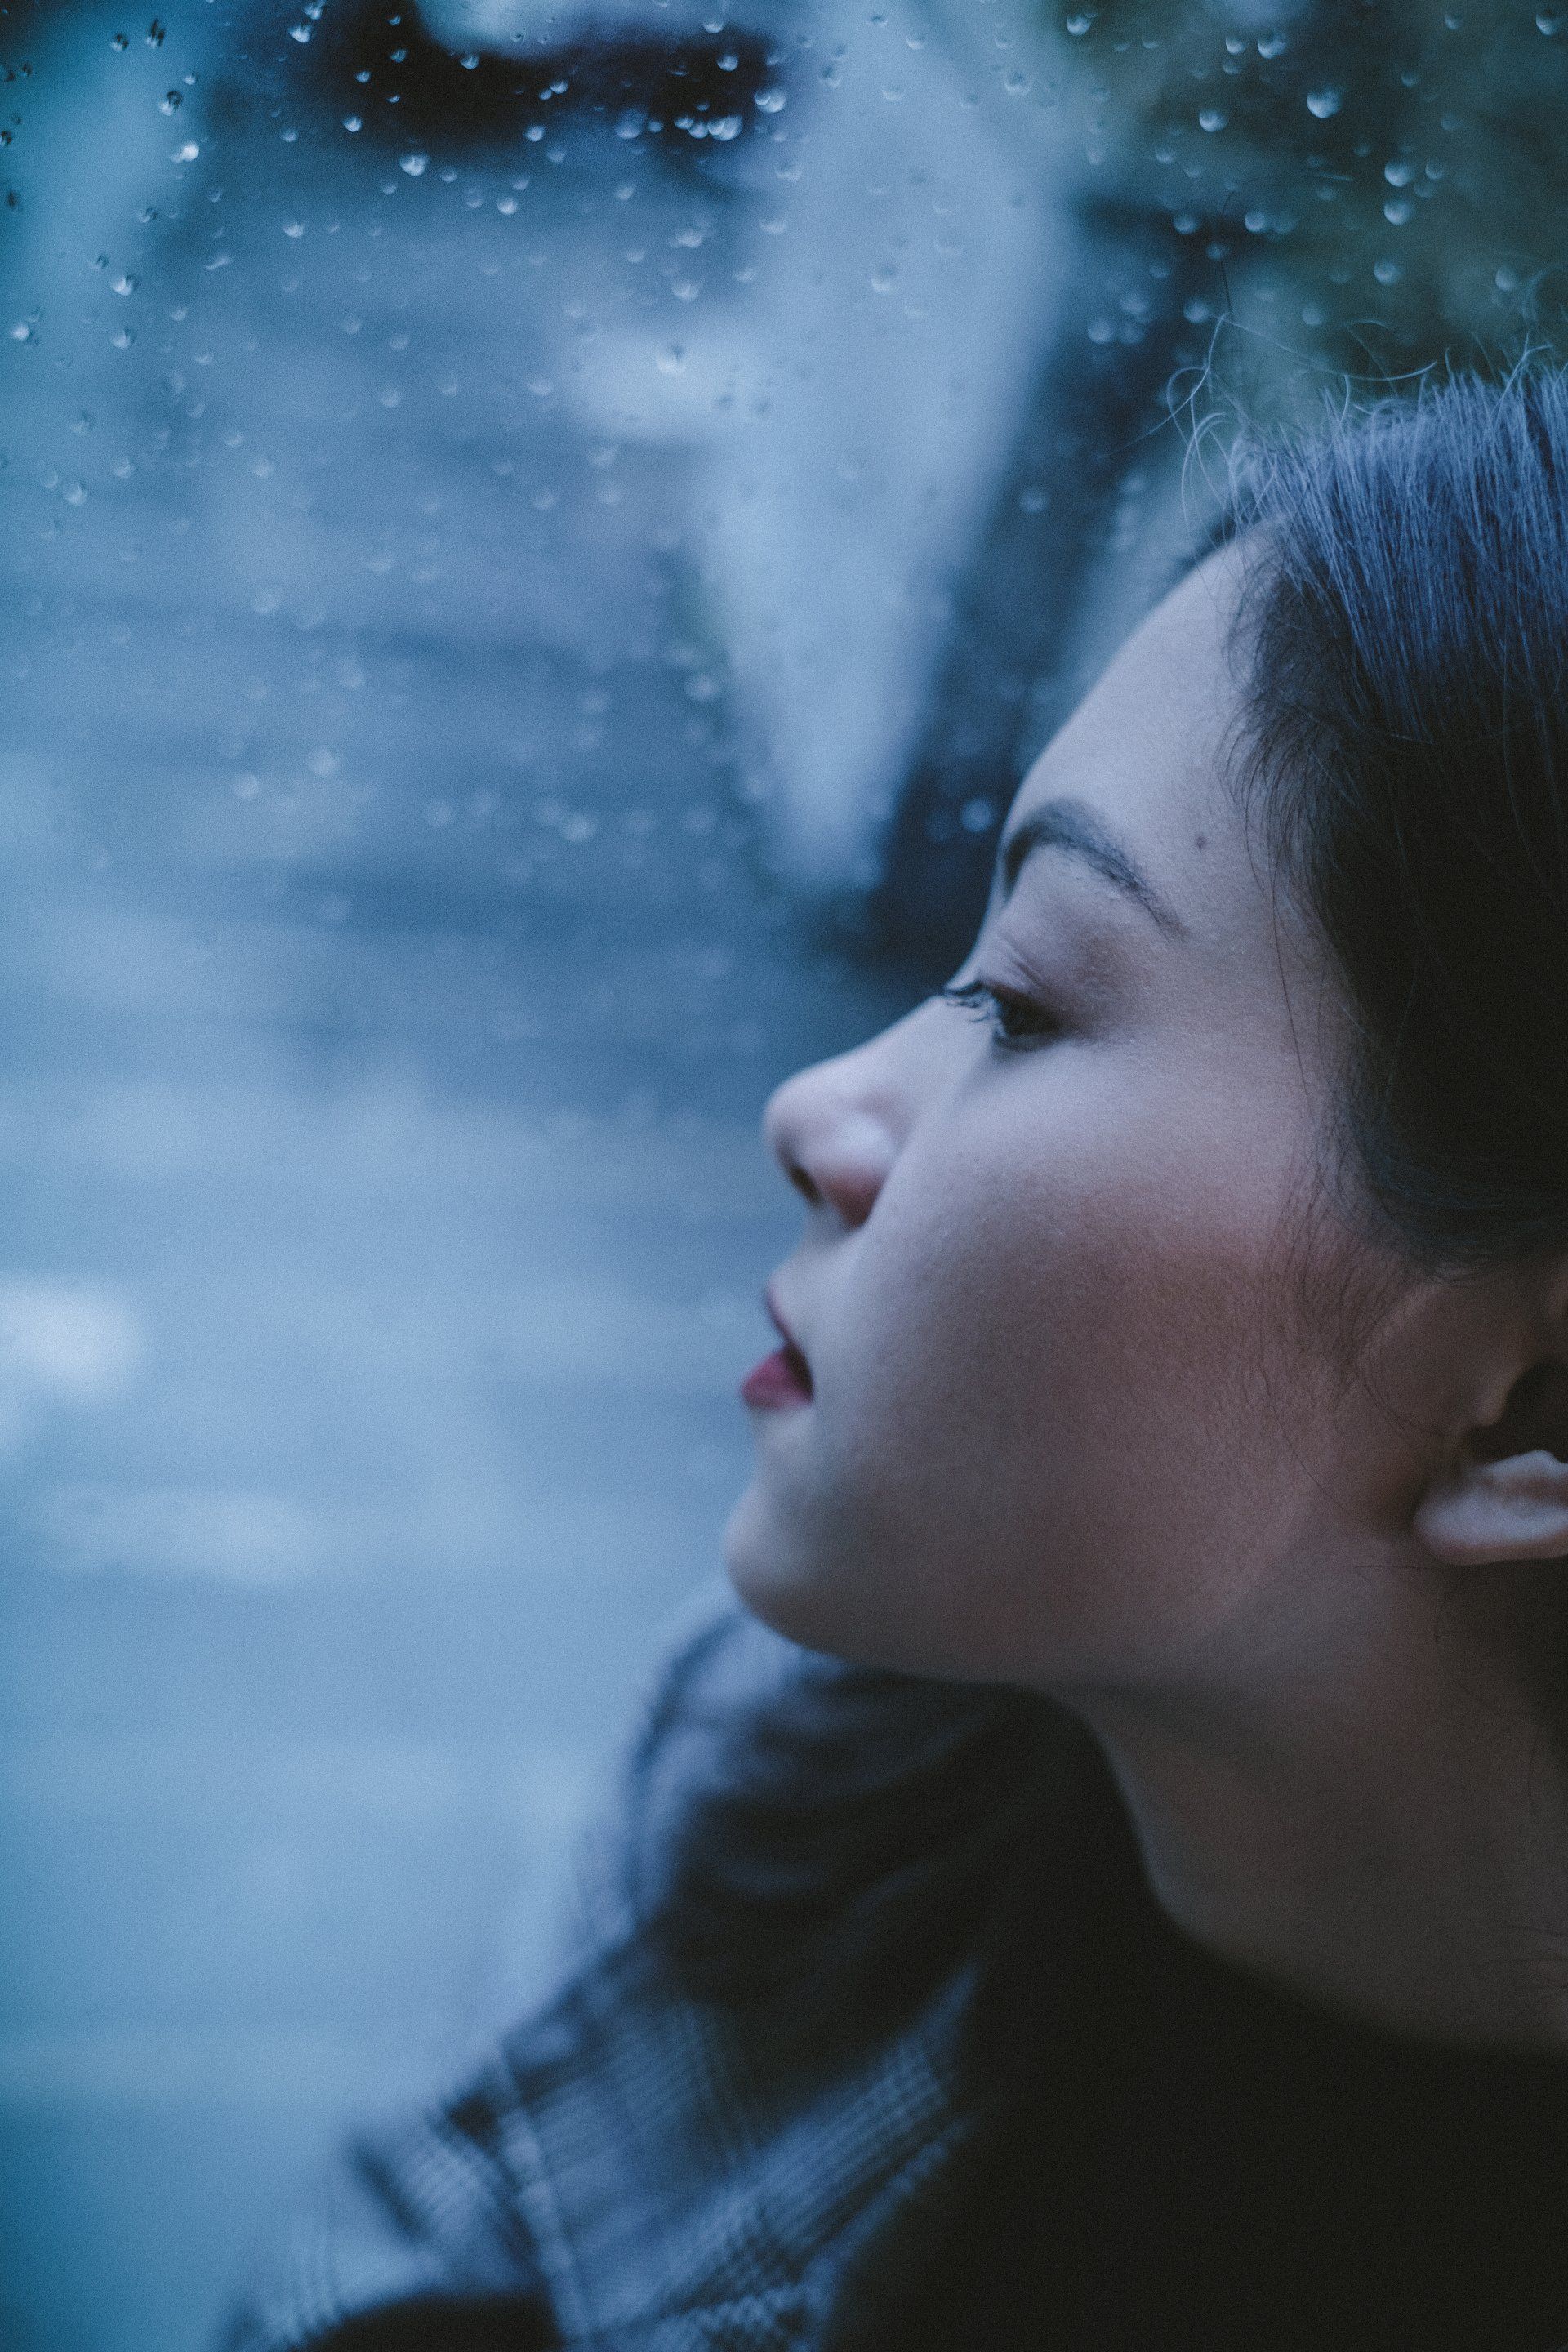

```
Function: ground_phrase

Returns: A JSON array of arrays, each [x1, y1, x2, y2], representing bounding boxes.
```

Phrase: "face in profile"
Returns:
[[726, 556, 1438, 1705]]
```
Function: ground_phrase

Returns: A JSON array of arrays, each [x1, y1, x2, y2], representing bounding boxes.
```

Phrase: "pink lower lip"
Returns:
[[741, 1342, 813, 1410]]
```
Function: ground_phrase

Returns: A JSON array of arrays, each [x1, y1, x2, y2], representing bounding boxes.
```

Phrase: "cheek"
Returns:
[[807, 1086, 1326, 1675]]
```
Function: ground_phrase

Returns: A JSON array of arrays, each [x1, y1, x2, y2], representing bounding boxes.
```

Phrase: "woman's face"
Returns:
[[727, 556, 1410, 1701]]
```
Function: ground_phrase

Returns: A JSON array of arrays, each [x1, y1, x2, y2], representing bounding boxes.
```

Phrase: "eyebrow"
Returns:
[[997, 799, 1186, 936]]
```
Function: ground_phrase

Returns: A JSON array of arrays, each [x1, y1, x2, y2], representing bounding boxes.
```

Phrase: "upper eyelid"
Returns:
[[940, 975, 1059, 1045]]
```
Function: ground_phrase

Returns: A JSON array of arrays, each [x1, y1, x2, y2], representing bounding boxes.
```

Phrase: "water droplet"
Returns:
[[282, 220, 305, 238], [158, 88, 180, 113], [615, 109, 645, 140], [656, 343, 686, 374], [1065, 12, 1094, 34], [147, 16, 165, 40], [111, 273, 136, 296], [305, 747, 338, 778], [1003, 67, 1031, 93], [459, 51, 479, 68], [754, 87, 787, 112], [708, 115, 742, 140], [1372, 256, 1401, 284], [8, 320, 32, 342], [1183, 297, 1213, 323], [1087, 317, 1116, 344], [1198, 107, 1227, 132], [1257, 30, 1288, 56], [110, 328, 133, 349], [1496, 265, 1520, 291], [1306, 87, 1342, 118], [342, 114, 361, 131], [497, 194, 517, 214], [870, 263, 897, 292], [172, 140, 199, 162], [1539, 11, 1562, 30], [111, 32, 129, 51], [288, 21, 311, 42], [1383, 198, 1411, 225], [399, 152, 428, 176], [671, 276, 702, 301]]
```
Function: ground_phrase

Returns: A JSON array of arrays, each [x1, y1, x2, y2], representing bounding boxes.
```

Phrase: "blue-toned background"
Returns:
[[2, 0, 1556, 2342]]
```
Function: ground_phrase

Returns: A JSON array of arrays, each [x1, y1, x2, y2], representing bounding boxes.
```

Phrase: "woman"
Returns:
[[227, 370, 1568, 2351]]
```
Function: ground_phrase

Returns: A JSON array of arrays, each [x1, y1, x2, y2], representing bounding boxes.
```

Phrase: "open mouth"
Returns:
[[740, 1290, 813, 1410]]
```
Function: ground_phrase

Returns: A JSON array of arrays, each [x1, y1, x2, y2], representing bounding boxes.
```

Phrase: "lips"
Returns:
[[740, 1288, 813, 1410]]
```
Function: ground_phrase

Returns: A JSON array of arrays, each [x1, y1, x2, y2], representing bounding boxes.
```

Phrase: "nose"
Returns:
[[762, 999, 947, 1231]]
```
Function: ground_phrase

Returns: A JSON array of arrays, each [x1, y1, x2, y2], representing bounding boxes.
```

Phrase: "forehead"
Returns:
[[1008, 551, 1253, 923]]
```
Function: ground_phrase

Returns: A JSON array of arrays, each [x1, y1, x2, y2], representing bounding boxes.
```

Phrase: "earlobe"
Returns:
[[1415, 1450, 1568, 1566]]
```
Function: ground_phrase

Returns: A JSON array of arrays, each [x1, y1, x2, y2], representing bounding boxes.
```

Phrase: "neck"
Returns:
[[1071, 1584, 1568, 2051]]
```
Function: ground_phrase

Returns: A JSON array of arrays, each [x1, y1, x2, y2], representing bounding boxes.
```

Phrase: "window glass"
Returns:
[[0, 6, 1559, 2345]]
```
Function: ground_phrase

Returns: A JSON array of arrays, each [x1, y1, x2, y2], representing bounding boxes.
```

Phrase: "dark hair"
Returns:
[[1235, 368, 1568, 1270], [639, 368, 1568, 2027]]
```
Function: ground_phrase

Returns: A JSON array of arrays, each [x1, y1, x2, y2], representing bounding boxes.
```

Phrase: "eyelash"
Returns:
[[940, 978, 1060, 1051]]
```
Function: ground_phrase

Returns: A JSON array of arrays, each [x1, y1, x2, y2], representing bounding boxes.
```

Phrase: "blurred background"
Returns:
[[0, 1, 1564, 2344]]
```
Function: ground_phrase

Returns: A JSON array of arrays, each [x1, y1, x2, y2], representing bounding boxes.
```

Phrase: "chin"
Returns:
[[723, 1485, 860, 1658], [723, 1484, 951, 1675]]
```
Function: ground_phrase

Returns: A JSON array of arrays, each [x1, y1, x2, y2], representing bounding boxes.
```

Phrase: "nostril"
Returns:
[[787, 1163, 821, 1206]]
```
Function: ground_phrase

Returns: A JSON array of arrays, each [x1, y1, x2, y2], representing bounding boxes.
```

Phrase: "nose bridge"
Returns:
[[764, 1000, 938, 1225]]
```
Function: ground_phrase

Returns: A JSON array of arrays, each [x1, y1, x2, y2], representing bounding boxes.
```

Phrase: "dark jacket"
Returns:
[[221, 1601, 1004, 2352]]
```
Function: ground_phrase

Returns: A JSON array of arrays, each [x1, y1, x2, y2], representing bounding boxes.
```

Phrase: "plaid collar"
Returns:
[[486, 1927, 982, 2350]]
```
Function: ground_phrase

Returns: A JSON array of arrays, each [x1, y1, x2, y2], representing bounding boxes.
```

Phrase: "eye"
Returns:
[[940, 978, 1059, 1051]]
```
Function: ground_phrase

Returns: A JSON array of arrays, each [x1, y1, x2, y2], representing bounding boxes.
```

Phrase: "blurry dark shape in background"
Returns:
[[2, 3, 1566, 2348], [239, 2, 777, 154]]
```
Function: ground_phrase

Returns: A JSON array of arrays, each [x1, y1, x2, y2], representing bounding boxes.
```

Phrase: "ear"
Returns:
[[1414, 1361, 1568, 1566]]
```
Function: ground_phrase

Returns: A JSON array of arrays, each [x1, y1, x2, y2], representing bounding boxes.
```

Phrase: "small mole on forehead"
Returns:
[[1193, 832, 1208, 851]]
